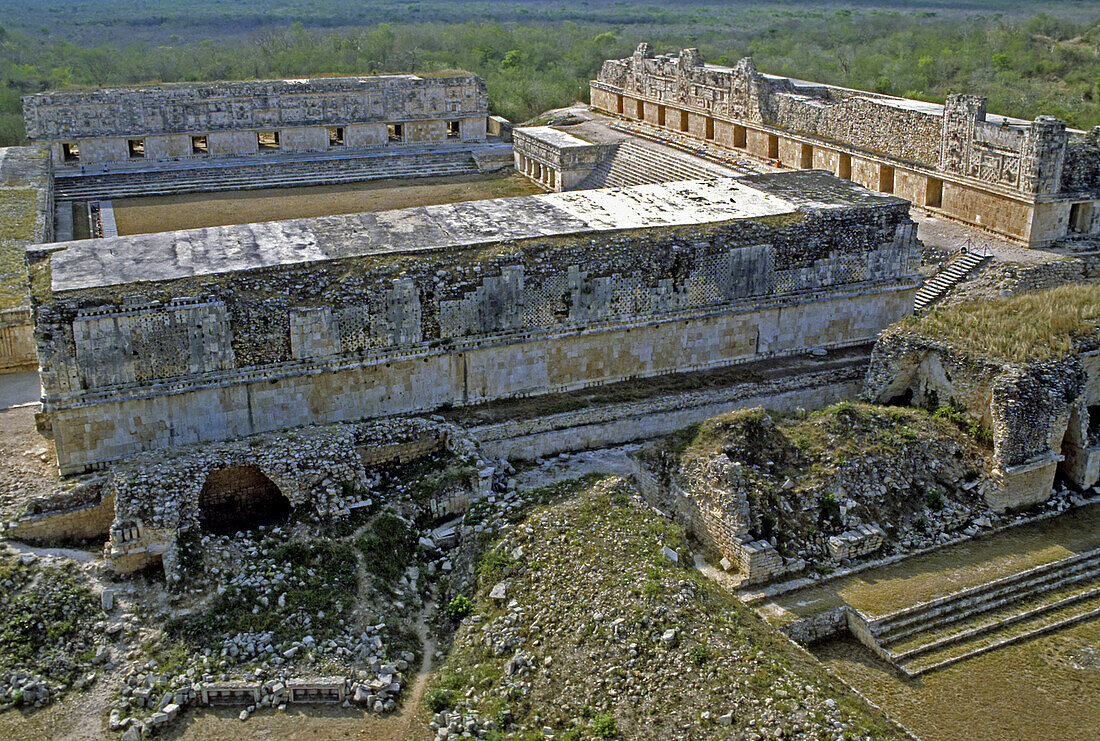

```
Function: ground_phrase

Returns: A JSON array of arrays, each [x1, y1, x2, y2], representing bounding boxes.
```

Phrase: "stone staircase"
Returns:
[[861, 547, 1100, 676], [53, 147, 492, 201], [607, 120, 768, 176], [577, 139, 737, 190], [913, 250, 990, 312]]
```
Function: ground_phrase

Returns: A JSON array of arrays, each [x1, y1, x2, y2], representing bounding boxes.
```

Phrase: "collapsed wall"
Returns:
[[633, 404, 991, 584], [29, 170, 920, 474], [863, 285, 1100, 510], [3, 417, 481, 578]]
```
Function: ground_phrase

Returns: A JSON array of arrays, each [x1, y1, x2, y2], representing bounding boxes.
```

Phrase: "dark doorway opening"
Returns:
[[198, 465, 291, 534]]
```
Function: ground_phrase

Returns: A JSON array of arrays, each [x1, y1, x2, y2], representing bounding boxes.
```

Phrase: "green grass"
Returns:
[[0, 187, 38, 309], [896, 283, 1100, 364], [0, 556, 98, 686], [167, 536, 357, 647], [356, 512, 418, 591]]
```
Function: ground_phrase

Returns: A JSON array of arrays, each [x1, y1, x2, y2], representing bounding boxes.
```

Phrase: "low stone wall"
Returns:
[[0, 308, 36, 373], [475, 366, 863, 461], [826, 525, 886, 561], [4, 492, 114, 543], [781, 606, 850, 645]]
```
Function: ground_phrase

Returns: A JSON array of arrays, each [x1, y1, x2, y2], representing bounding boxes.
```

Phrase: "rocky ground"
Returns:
[[0, 405, 58, 522], [424, 475, 908, 740]]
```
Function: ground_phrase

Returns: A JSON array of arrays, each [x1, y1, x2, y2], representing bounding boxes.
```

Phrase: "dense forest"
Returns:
[[1, 1, 1100, 145]]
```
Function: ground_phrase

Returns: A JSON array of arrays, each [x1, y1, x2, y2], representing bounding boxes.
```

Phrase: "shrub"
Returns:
[[444, 595, 472, 621], [926, 490, 945, 511], [592, 713, 618, 738], [425, 688, 455, 712], [357, 512, 418, 589], [689, 644, 712, 666]]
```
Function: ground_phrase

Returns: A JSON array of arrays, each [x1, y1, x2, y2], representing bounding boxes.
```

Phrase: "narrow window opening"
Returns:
[[705, 117, 715, 141], [657, 105, 666, 127], [879, 164, 895, 194], [257, 131, 280, 152], [679, 110, 689, 133], [388, 123, 404, 143], [838, 152, 852, 180], [767, 134, 779, 160], [616, 94, 624, 115], [127, 139, 145, 159], [636, 99, 644, 120], [62, 142, 80, 162], [327, 126, 345, 147], [191, 135, 208, 154], [926, 177, 944, 208], [733, 124, 747, 149], [446, 120, 461, 139], [800, 143, 813, 169]]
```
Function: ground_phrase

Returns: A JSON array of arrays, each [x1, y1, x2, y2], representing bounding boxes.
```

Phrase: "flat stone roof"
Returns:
[[516, 126, 599, 149], [47, 170, 905, 293]]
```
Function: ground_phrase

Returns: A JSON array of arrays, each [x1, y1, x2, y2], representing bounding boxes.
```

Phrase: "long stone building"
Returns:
[[22, 75, 489, 167], [29, 170, 919, 474], [582, 44, 1100, 247]]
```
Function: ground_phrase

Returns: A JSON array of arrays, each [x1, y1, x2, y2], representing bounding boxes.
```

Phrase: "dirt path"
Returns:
[[393, 602, 437, 740]]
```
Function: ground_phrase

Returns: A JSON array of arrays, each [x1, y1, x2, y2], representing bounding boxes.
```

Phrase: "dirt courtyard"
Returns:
[[112, 171, 543, 235]]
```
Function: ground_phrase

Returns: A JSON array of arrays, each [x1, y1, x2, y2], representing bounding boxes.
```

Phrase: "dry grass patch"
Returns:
[[899, 283, 1100, 363]]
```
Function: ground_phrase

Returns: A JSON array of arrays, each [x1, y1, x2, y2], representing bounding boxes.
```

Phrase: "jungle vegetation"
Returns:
[[1, 1, 1100, 145]]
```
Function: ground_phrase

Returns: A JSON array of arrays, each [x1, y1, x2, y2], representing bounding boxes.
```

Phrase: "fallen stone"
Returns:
[[661, 546, 678, 564]]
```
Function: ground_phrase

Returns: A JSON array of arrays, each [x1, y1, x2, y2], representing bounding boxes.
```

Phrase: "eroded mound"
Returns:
[[426, 476, 907, 740]]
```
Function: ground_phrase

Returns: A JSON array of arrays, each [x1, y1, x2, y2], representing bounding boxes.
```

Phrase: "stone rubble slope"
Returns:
[[426, 475, 908, 740]]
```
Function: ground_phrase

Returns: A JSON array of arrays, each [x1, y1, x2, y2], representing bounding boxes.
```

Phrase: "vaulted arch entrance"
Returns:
[[197, 465, 291, 534]]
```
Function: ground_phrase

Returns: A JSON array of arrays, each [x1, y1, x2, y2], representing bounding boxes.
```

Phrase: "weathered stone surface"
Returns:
[[31, 171, 919, 475], [589, 44, 1100, 246]]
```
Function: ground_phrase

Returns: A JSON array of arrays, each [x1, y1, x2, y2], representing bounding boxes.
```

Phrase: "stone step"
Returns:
[[887, 577, 1100, 659], [55, 150, 482, 200], [914, 251, 989, 312], [871, 547, 1100, 641], [55, 159, 478, 200], [881, 561, 1100, 649], [579, 139, 734, 190], [898, 587, 1100, 676]]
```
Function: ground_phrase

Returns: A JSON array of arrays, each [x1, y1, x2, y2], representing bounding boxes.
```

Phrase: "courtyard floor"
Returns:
[[111, 171, 542, 235]]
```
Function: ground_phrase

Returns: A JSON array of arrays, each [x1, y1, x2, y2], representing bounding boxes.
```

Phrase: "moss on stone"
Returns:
[[0, 187, 38, 309]]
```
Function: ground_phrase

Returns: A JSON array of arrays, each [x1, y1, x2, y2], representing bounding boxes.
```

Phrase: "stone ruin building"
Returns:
[[28, 170, 917, 476], [3, 54, 1099, 586], [22, 75, 490, 166], [864, 312, 1100, 511], [514, 44, 1100, 248]]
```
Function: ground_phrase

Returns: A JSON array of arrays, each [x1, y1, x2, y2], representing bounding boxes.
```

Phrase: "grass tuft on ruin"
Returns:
[[894, 283, 1100, 364], [0, 187, 38, 310]]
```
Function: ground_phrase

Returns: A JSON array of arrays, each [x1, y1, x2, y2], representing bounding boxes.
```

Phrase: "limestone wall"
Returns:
[[23, 75, 488, 166], [864, 332, 1098, 510], [592, 45, 1100, 246], [0, 146, 53, 372], [32, 173, 919, 473], [0, 308, 36, 371]]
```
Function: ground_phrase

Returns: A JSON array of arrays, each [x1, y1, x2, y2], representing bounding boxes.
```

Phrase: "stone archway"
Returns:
[[197, 465, 291, 534]]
